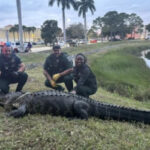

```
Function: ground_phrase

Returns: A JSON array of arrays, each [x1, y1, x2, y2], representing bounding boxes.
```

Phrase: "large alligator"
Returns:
[[0, 90, 150, 124]]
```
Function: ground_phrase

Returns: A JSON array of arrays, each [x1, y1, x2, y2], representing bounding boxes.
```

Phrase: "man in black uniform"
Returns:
[[72, 53, 97, 97], [43, 45, 73, 91], [0, 44, 28, 94]]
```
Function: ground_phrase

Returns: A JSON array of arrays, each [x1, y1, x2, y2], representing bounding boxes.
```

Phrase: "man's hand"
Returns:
[[50, 80, 56, 88], [52, 73, 61, 82]]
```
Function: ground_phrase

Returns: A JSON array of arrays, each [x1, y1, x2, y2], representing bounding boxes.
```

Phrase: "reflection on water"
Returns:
[[141, 50, 150, 68]]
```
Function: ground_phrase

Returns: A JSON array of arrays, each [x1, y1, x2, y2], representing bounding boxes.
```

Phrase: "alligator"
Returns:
[[0, 90, 150, 124]]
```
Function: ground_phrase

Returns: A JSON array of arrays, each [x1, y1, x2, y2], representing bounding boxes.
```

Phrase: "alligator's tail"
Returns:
[[93, 102, 150, 124]]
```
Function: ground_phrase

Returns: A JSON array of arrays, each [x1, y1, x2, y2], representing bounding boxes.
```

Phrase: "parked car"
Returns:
[[66, 40, 78, 47], [11, 42, 29, 53], [78, 39, 86, 44], [58, 41, 65, 47], [90, 39, 97, 44], [145, 36, 150, 40]]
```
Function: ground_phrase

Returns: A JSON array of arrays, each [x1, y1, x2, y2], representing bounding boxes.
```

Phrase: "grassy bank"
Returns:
[[1, 41, 150, 149], [90, 44, 150, 101]]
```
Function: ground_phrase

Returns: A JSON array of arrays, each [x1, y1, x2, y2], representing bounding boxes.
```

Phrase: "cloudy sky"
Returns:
[[0, 0, 150, 29]]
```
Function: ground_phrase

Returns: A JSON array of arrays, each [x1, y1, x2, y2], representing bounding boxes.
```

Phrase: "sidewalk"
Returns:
[[31, 46, 52, 53]]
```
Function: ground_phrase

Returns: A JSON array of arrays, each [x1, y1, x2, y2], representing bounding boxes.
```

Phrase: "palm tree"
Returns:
[[14, 24, 19, 41], [48, 0, 77, 43], [77, 0, 96, 43], [22, 25, 27, 42]]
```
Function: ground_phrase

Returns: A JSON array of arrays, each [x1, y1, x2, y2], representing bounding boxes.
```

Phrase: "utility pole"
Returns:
[[16, 0, 24, 52]]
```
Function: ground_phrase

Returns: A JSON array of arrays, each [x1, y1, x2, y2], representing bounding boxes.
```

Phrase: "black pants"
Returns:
[[76, 85, 97, 98], [45, 74, 73, 92], [0, 72, 28, 94]]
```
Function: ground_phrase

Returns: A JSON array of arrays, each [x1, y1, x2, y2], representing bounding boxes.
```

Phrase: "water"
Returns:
[[141, 49, 150, 68]]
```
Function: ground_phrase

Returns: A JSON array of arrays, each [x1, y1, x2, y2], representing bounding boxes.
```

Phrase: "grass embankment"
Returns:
[[91, 44, 150, 101], [1, 41, 150, 149]]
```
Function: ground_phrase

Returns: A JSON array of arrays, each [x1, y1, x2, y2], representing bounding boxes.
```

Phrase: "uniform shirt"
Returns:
[[44, 52, 72, 76], [73, 64, 97, 90], [0, 54, 22, 77]]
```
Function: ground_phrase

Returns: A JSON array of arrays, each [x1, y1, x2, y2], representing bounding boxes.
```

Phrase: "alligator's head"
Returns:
[[0, 92, 24, 111]]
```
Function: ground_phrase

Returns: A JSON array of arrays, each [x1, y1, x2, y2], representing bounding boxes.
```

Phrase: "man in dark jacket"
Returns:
[[43, 45, 73, 91], [72, 53, 97, 97], [0, 44, 28, 94]]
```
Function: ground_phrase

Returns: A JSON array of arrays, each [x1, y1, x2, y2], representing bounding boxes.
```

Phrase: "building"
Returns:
[[0, 25, 42, 42], [126, 25, 149, 40]]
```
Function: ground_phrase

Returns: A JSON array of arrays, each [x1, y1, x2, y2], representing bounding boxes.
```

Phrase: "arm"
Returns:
[[43, 69, 52, 81], [18, 63, 25, 72], [59, 68, 73, 76], [43, 70, 56, 88], [52, 68, 73, 82]]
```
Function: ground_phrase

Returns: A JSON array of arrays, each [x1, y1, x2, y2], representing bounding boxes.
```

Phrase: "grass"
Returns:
[[90, 44, 150, 100], [1, 40, 150, 149]]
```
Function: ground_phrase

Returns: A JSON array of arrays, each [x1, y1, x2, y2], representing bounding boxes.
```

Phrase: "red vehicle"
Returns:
[[90, 39, 97, 43]]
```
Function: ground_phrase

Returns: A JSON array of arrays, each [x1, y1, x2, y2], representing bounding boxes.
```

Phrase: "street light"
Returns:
[[16, 0, 24, 52]]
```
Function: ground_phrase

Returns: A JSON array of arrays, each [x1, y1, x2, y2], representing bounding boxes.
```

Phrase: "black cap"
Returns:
[[53, 45, 61, 50]]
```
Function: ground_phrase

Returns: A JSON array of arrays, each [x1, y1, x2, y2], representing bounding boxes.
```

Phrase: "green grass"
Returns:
[[90, 45, 150, 100], [1, 40, 150, 149]]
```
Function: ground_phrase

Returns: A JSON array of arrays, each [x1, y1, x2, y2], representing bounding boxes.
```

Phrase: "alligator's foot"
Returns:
[[73, 101, 89, 120], [7, 105, 27, 118]]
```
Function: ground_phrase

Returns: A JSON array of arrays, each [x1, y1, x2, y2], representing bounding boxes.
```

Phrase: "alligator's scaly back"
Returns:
[[2, 90, 150, 124]]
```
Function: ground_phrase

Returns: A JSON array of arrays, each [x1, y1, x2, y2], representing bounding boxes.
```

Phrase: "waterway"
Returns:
[[141, 49, 150, 68]]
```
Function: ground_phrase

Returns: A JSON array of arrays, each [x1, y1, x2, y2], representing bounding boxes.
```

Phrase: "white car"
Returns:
[[11, 42, 28, 53], [57, 41, 65, 47]]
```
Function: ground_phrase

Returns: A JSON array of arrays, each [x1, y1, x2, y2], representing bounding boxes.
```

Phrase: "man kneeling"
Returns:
[[0, 43, 28, 94]]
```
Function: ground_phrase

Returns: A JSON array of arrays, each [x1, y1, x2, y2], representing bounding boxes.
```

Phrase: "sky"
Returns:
[[0, 0, 150, 29]]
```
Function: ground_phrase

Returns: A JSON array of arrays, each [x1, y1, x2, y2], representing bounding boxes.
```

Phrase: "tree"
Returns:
[[92, 11, 142, 40], [146, 24, 150, 32], [22, 25, 27, 42], [93, 17, 104, 41], [87, 28, 98, 39], [14, 24, 19, 40], [128, 13, 143, 38], [41, 20, 61, 45], [115, 13, 130, 39], [77, 0, 96, 43], [66, 23, 84, 39], [10, 26, 17, 42], [48, 0, 77, 43], [102, 11, 120, 40]]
